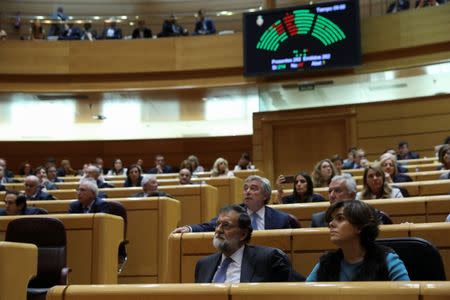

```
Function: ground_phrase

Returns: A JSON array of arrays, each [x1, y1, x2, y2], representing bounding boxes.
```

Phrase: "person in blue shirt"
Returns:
[[306, 200, 410, 281]]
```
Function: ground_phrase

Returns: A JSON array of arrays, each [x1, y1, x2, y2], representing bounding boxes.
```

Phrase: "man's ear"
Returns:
[[239, 229, 248, 242]]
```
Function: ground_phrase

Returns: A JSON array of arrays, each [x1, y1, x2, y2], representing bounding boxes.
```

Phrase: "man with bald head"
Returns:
[[24, 175, 55, 200]]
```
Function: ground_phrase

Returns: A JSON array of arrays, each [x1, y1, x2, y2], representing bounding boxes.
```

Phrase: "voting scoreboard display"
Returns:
[[243, 0, 361, 76]]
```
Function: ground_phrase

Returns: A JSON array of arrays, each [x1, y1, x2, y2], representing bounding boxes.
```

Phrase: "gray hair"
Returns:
[[25, 175, 40, 185], [79, 178, 99, 196], [87, 165, 100, 175], [330, 173, 357, 193], [244, 175, 272, 202], [141, 175, 157, 187]]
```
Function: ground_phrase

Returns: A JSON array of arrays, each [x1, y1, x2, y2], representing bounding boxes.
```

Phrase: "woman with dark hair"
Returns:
[[275, 172, 325, 204], [331, 154, 344, 176], [306, 200, 409, 281], [124, 164, 143, 187], [18, 162, 33, 177], [356, 164, 403, 200], [107, 158, 127, 176], [312, 159, 337, 188]]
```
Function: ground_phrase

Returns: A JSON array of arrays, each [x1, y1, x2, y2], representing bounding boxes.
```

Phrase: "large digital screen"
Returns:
[[243, 0, 361, 76]]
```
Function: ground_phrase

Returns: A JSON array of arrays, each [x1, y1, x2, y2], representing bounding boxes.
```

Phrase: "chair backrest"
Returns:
[[375, 237, 446, 280], [107, 201, 127, 238], [5, 217, 67, 288]]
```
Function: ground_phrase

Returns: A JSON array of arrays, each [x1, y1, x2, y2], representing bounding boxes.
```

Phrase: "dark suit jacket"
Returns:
[[68, 197, 110, 214], [397, 152, 420, 160], [0, 207, 48, 215], [131, 191, 172, 198], [147, 165, 174, 174], [132, 27, 152, 38], [194, 18, 216, 35], [195, 244, 292, 283], [27, 189, 55, 201], [190, 205, 292, 232]]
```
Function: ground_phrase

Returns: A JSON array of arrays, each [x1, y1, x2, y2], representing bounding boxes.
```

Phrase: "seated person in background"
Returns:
[[416, 0, 441, 7], [233, 152, 255, 171], [30, 20, 46, 40], [0, 191, 47, 215], [306, 200, 409, 281], [68, 178, 111, 213], [274, 172, 325, 204], [356, 164, 403, 200], [211, 157, 234, 177], [46, 165, 63, 183], [396, 142, 419, 160], [147, 154, 174, 174], [106, 158, 127, 176], [343, 148, 366, 169], [194, 9, 216, 35], [331, 154, 344, 175], [311, 173, 391, 228], [380, 153, 412, 183], [180, 159, 195, 174], [81, 23, 97, 41], [94, 157, 108, 175], [136, 158, 145, 171], [131, 175, 172, 198], [124, 164, 143, 187], [172, 175, 293, 233], [387, 0, 410, 13], [59, 22, 82, 40], [195, 204, 296, 283], [179, 168, 193, 185], [132, 20, 152, 39], [19, 161, 33, 177], [312, 159, 337, 188], [57, 159, 77, 176], [24, 175, 55, 200], [188, 155, 204, 173], [34, 166, 58, 190], [0, 165, 14, 186], [158, 14, 188, 37], [311, 174, 357, 227], [438, 144, 450, 177], [0, 158, 14, 178], [85, 165, 114, 189], [101, 20, 122, 39]]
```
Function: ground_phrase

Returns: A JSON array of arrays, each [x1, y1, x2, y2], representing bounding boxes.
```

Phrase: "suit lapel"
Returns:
[[240, 245, 255, 282], [205, 252, 222, 282], [264, 207, 272, 229]]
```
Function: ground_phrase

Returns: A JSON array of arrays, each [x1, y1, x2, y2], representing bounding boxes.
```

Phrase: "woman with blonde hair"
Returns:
[[356, 164, 403, 200], [211, 157, 234, 177], [311, 159, 337, 188]]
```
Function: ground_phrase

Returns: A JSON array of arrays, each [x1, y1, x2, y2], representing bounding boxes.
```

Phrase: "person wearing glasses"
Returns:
[[306, 200, 409, 281], [194, 204, 296, 283]]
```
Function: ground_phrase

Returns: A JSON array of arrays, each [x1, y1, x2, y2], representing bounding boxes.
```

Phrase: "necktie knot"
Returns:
[[213, 257, 233, 283]]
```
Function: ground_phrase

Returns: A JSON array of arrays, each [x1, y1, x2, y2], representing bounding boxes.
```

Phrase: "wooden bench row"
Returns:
[[0, 198, 180, 284], [271, 195, 450, 227], [0, 214, 123, 285], [275, 179, 450, 202], [166, 222, 450, 283], [46, 282, 450, 300]]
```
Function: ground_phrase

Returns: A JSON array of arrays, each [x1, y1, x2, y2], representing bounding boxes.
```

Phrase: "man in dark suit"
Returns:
[[68, 178, 111, 213], [311, 174, 357, 227], [172, 175, 292, 233], [195, 205, 293, 283], [132, 20, 152, 39], [397, 141, 420, 160], [311, 174, 392, 227], [194, 10, 216, 35], [147, 154, 174, 174], [0, 191, 47, 215], [0, 158, 14, 179], [131, 175, 172, 198], [24, 175, 55, 201]]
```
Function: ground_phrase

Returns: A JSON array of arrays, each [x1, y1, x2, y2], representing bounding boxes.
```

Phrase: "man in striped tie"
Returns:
[[194, 204, 294, 283]]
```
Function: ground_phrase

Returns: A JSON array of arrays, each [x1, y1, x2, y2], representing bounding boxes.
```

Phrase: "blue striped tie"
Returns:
[[251, 213, 260, 230], [212, 257, 233, 283]]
